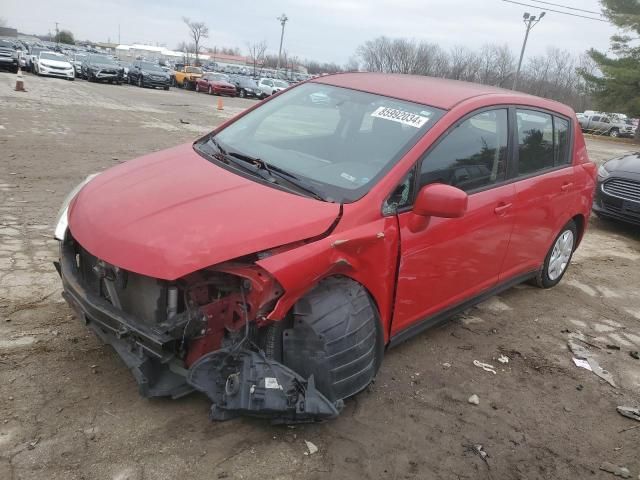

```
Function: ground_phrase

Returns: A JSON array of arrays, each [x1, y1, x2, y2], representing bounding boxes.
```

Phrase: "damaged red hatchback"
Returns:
[[54, 73, 596, 423]]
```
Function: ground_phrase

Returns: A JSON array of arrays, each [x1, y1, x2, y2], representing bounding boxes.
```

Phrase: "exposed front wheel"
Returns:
[[533, 220, 577, 288], [609, 128, 620, 138], [260, 276, 383, 402]]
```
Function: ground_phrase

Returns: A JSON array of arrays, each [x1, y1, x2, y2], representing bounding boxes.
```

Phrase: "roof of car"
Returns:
[[312, 73, 571, 113]]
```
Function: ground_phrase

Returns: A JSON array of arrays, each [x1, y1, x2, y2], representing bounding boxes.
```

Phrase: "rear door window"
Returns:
[[516, 109, 554, 175], [418, 109, 509, 192]]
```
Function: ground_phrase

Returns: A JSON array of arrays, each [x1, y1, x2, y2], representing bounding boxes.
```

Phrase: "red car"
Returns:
[[195, 73, 237, 96], [54, 74, 596, 423]]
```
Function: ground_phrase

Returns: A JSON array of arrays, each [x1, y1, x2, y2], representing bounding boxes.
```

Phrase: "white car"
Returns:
[[257, 78, 289, 98], [35, 51, 75, 80]]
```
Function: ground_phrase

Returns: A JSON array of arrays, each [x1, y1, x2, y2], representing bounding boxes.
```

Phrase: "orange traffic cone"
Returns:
[[217, 98, 224, 111], [15, 68, 25, 92]]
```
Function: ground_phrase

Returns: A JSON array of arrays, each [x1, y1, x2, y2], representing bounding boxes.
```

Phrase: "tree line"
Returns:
[[353, 36, 597, 112]]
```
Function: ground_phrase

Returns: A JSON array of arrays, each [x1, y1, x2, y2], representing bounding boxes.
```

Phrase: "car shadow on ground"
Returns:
[[590, 213, 640, 240]]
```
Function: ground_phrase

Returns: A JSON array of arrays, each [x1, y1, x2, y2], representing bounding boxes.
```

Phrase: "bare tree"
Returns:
[[345, 56, 360, 72], [183, 17, 209, 66], [247, 40, 268, 76], [354, 35, 594, 111]]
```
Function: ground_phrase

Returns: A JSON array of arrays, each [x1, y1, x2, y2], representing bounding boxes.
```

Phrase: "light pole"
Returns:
[[276, 13, 288, 73], [513, 11, 545, 91]]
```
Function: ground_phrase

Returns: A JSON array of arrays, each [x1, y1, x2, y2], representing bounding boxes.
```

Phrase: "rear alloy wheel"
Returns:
[[260, 276, 383, 403], [533, 220, 577, 288]]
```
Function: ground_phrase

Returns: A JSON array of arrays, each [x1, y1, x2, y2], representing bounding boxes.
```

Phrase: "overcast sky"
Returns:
[[2, 0, 618, 64]]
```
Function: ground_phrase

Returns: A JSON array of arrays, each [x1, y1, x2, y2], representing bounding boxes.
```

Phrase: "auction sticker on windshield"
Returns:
[[371, 107, 430, 128]]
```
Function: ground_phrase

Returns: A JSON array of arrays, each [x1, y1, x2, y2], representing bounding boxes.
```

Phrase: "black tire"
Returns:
[[68, 77, 74, 81], [208, 85, 212, 95], [239, 89, 245, 98], [533, 220, 577, 289], [261, 276, 383, 402], [609, 128, 619, 138], [163, 85, 169, 90], [138, 76, 143, 88], [195, 82, 200, 92]]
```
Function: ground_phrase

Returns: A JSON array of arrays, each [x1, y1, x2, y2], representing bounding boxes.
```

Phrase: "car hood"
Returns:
[[40, 59, 71, 68], [606, 154, 640, 174], [212, 80, 235, 87], [68, 143, 340, 280]]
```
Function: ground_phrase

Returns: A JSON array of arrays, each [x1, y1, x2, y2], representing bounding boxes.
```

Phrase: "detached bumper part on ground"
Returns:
[[57, 234, 341, 423]]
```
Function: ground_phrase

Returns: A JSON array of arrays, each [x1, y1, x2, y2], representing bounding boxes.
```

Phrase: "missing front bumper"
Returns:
[[58, 238, 341, 423]]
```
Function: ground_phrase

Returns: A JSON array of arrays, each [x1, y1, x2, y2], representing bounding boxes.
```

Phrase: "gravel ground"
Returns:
[[1, 71, 639, 480]]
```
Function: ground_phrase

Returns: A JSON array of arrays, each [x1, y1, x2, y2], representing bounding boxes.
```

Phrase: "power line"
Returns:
[[526, 0, 601, 15], [502, 0, 609, 22]]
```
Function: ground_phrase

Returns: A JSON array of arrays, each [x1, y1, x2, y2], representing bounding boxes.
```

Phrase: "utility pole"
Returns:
[[513, 11, 545, 91], [55, 22, 59, 44], [276, 13, 288, 73]]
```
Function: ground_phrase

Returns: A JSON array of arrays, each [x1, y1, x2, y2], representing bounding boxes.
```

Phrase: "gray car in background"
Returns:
[[579, 113, 635, 138]]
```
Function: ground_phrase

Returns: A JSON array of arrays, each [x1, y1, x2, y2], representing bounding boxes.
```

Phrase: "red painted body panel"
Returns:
[[392, 184, 516, 335], [257, 205, 400, 344], [67, 143, 340, 280], [499, 167, 578, 279]]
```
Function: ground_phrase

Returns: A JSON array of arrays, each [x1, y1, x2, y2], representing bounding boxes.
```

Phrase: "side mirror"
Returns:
[[413, 183, 468, 218]]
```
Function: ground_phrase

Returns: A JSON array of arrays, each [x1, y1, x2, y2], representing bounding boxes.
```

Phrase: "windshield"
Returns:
[[186, 66, 202, 74], [140, 61, 163, 72], [198, 83, 444, 202], [0, 40, 15, 49], [90, 55, 116, 64], [240, 79, 258, 87], [40, 52, 65, 61], [273, 80, 288, 88], [211, 73, 229, 82]]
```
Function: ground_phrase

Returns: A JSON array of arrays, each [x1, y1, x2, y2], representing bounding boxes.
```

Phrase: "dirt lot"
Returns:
[[1, 71, 639, 480]]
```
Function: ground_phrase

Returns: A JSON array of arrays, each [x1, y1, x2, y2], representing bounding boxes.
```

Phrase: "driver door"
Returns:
[[391, 108, 516, 336]]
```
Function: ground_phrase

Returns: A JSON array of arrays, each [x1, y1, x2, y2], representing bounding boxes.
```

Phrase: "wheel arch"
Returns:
[[256, 224, 400, 345]]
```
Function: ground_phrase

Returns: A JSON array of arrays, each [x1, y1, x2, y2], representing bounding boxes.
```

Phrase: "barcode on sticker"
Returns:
[[371, 107, 429, 128], [264, 377, 282, 389]]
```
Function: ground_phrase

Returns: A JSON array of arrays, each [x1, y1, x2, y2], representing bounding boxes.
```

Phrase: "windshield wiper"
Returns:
[[199, 137, 328, 201], [226, 151, 327, 201]]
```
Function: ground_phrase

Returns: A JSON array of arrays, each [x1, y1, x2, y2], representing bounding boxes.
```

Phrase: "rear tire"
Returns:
[[261, 276, 383, 402], [533, 220, 577, 289]]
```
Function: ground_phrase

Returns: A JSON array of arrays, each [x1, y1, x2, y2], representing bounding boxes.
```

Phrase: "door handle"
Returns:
[[494, 202, 512, 215], [561, 182, 573, 192]]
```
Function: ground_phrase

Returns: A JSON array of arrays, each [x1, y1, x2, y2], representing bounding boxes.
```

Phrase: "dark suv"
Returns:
[[0, 39, 19, 73], [82, 54, 124, 84], [128, 60, 171, 90]]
